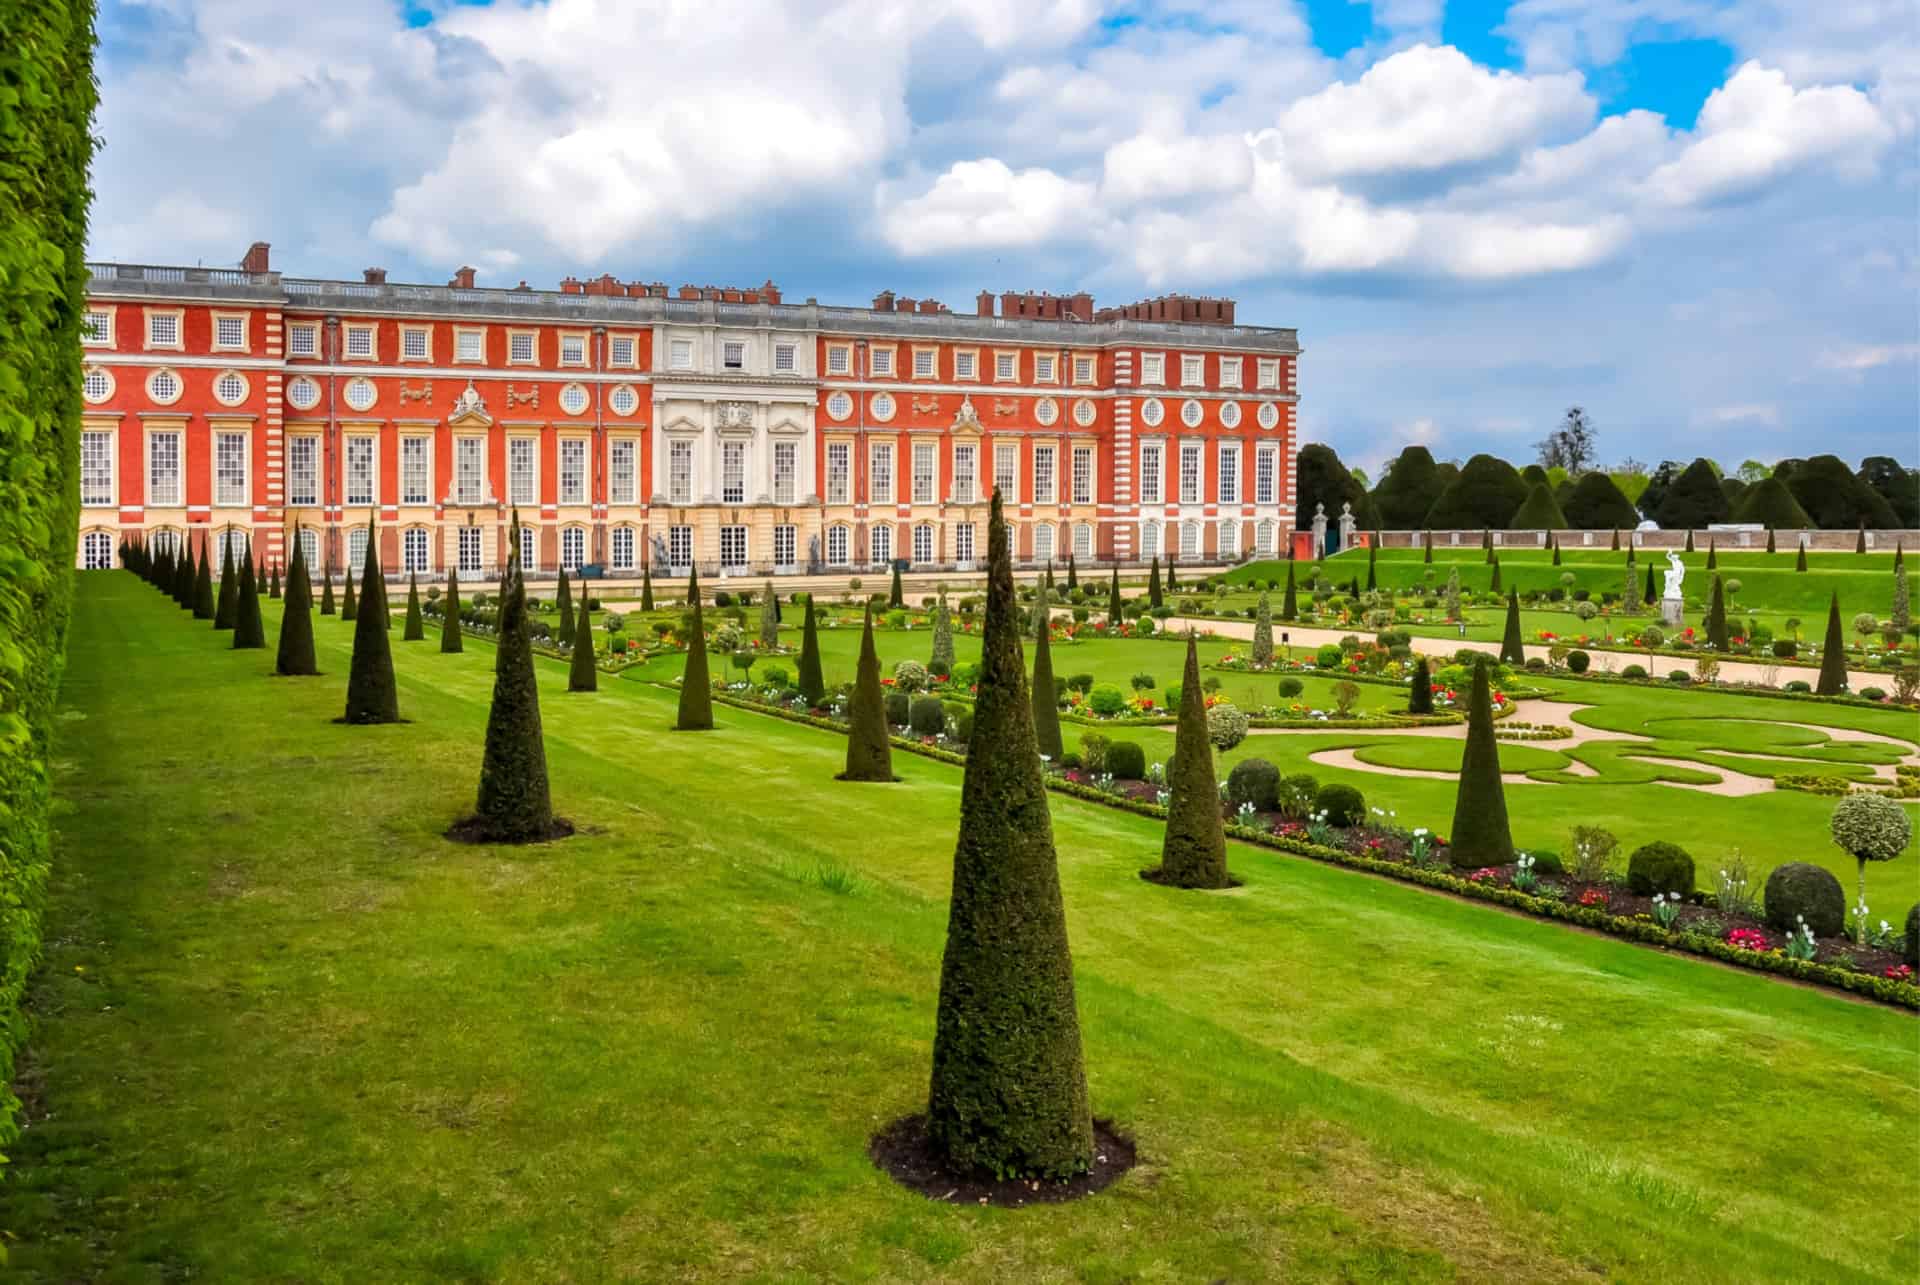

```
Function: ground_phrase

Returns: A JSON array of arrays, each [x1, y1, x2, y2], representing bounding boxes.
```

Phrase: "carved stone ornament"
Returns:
[[716, 401, 755, 429], [399, 381, 433, 404], [952, 395, 982, 429], [448, 379, 492, 426], [506, 384, 540, 408], [913, 395, 940, 415], [992, 399, 1018, 416]]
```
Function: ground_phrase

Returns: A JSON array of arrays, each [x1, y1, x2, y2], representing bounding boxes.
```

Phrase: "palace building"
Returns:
[[75, 243, 1300, 579]]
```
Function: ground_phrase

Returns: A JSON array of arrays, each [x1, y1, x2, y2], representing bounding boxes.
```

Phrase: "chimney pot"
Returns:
[[362, 267, 387, 285], [241, 241, 271, 273]]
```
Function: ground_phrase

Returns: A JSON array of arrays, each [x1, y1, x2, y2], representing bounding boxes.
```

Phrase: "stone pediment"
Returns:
[[663, 414, 703, 435], [446, 379, 493, 428], [950, 395, 984, 436]]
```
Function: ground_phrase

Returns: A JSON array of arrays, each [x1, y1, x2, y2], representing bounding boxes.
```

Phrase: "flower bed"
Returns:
[[693, 687, 1920, 1010], [1496, 722, 1572, 741]]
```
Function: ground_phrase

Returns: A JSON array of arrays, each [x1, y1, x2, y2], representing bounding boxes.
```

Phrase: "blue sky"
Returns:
[[90, 0, 1917, 474]]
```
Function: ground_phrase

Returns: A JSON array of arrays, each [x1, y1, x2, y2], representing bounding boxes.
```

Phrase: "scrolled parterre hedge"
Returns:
[[701, 687, 1920, 1010], [0, 0, 98, 1162]]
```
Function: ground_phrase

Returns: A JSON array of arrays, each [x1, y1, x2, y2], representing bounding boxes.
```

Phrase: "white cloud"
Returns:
[[880, 159, 1102, 255], [1692, 403, 1781, 426], [1646, 62, 1894, 206], [1277, 44, 1594, 183], [1816, 344, 1920, 373]]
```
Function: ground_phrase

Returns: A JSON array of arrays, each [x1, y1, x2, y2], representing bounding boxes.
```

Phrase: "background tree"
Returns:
[[1105, 567, 1121, 628], [1735, 459, 1771, 484], [1369, 445, 1446, 528], [676, 568, 713, 730], [440, 567, 464, 654], [467, 550, 559, 842], [797, 594, 825, 705], [1858, 456, 1919, 527], [1147, 635, 1230, 890], [1030, 598, 1064, 761], [1705, 574, 1729, 650], [402, 573, 425, 641], [1652, 459, 1730, 529], [1422, 454, 1528, 529], [1535, 406, 1597, 473], [1509, 481, 1566, 530], [275, 526, 318, 677], [930, 591, 955, 671], [1294, 443, 1376, 531], [1448, 659, 1513, 868], [1732, 475, 1812, 529], [568, 597, 597, 692], [1890, 550, 1910, 637], [1784, 455, 1898, 529], [1829, 795, 1911, 946], [340, 522, 400, 724], [759, 580, 780, 649], [840, 605, 894, 782], [927, 492, 1092, 1179]]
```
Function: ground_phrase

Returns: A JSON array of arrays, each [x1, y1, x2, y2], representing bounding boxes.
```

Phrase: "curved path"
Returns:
[[1164, 616, 1892, 693]]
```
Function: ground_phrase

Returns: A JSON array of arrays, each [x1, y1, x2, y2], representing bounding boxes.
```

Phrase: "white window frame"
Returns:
[[954, 522, 975, 565], [287, 322, 319, 358], [452, 327, 484, 363], [994, 351, 1018, 382], [772, 440, 797, 505], [81, 430, 114, 506], [912, 347, 937, 379], [1071, 446, 1094, 505], [1140, 520, 1160, 559], [1256, 446, 1277, 505], [83, 306, 114, 348], [1140, 352, 1165, 385], [826, 442, 851, 505], [1257, 358, 1280, 390], [561, 526, 586, 571], [404, 527, 431, 573], [870, 523, 892, 566], [668, 525, 693, 570], [508, 438, 537, 506], [912, 523, 935, 564], [288, 436, 319, 507], [1140, 443, 1163, 505], [669, 338, 695, 371], [952, 443, 976, 505], [345, 437, 376, 507], [211, 311, 249, 353], [721, 339, 746, 371], [1072, 354, 1095, 385], [559, 331, 589, 368], [455, 437, 486, 506], [559, 438, 588, 505], [827, 524, 850, 566], [1072, 523, 1093, 559], [1218, 518, 1239, 559], [772, 341, 796, 373], [773, 523, 796, 569], [401, 436, 431, 505], [508, 330, 537, 365], [610, 439, 637, 505], [719, 525, 748, 568], [721, 440, 747, 505], [668, 440, 694, 505], [1181, 354, 1205, 387], [609, 333, 639, 368], [145, 308, 184, 351], [1220, 356, 1243, 389], [1218, 444, 1239, 505], [458, 526, 484, 574], [1034, 353, 1058, 384], [1033, 445, 1056, 505], [993, 443, 1018, 505], [1179, 443, 1202, 505], [343, 323, 376, 361], [1033, 522, 1054, 565], [213, 430, 249, 507], [826, 344, 852, 375], [401, 324, 431, 362], [519, 526, 538, 572], [869, 346, 895, 377], [954, 349, 978, 381], [870, 444, 894, 505], [911, 442, 936, 504], [611, 527, 636, 571]]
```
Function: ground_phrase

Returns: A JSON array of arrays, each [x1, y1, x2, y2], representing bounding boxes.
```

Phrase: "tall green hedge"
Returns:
[[0, 0, 98, 1163]]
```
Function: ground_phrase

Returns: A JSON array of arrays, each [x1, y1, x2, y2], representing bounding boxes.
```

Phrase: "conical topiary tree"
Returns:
[[191, 538, 214, 619], [1706, 539, 1718, 571], [1408, 655, 1433, 714], [1148, 556, 1163, 608], [1644, 562, 1656, 607], [797, 594, 825, 705], [1891, 546, 1910, 638], [1857, 521, 1867, 555], [1106, 566, 1122, 629], [232, 541, 267, 650], [889, 561, 904, 609], [1624, 562, 1642, 613], [320, 560, 336, 615], [1165, 555, 1177, 592], [641, 563, 655, 612], [463, 547, 561, 842], [1448, 657, 1513, 868], [340, 519, 400, 724], [172, 537, 195, 606], [1551, 536, 1561, 566], [926, 490, 1092, 1179], [1706, 573, 1728, 650], [676, 567, 713, 730], [1610, 528, 1620, 551], [440, 566, 464, 653], [403, 573, 425, 640], [930, 591, 954, 671], [1252, 593, 1273, 666], [276, 526, 318, 676], [341, 561, 358, 621], [214, 535, 238, 630], [269, 564, 281, 600], [1030, 595, 1064, 762], [759, 580, 780, 650], [1066, 552, 1078, 592], [1684, 528, 1695, 554], [1489, 554, 1503, 594], [1796, 540, 1809, 572], [555, 566, 575, 646], [840, 604, 895, 782], [1499, 587, 1524, 665], [1423, 530, 1433, 563], [1816, 591, 1848, 695], [1032, 574, 1050, 643], [1146, 634, 1230, 889], [1766, 527, 1777, 554], [1281, 558, 1298, 621], [568, 595, 597, 692]]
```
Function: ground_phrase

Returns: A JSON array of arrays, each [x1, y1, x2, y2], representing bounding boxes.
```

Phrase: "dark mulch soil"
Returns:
[[1139, 866, 1245, 890], [330, 716, 413, 725], [833, 772, 905, 783], [870, 1114, 1137, 1208], [444, 815, 576, 845]]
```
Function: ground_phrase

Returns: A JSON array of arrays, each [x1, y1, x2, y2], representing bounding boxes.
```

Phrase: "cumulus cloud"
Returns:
[[880, 159, 1101, 254], [1693, 403, 1781, 427], [1645, 62, 1894, 206]]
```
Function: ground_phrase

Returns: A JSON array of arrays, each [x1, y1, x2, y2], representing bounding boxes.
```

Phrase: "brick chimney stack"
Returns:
[[241, 241, 271, 273], [362, 267, 387, 285], [449, 265, 477, 289], [976, 290, 995, 316]]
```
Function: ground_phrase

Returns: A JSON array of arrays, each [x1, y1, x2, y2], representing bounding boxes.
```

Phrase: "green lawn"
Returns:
[[7, 573, 1918, 1281]]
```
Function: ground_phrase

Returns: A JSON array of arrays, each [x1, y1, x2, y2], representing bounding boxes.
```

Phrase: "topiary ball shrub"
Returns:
[[1088, 684, 1127, 716], [1784, 679, 1811, 693], [1206, 702, 1249, 751], [761, 665, 790, 688], [1277, 677, 1303, 698], [1668, 669, 1691, 683], [1226, 757, 1281, 811], [1106, 740, 1146, 780], [1567, 650, 1590, 673], [908, 695, 948, 737], [1129, 672, 1156, 691], [1627, 841, 1696, 897], [1067, 672, 1095, 693], [1860, 686, 1886, 702], [884, 689, 910, 726], [1773, 639, 1798, 658], [1525, 657, 1547, 671], [1314, 782, 1365, 826], [1763, 862, 1846, 938], [892, 659, 929, 693], [1622, 664, 1648, 679], [1316, 644, 1344, 669]]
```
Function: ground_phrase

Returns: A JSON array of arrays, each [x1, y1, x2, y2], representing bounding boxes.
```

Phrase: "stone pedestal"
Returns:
[[1660, 596, 1684, 628]]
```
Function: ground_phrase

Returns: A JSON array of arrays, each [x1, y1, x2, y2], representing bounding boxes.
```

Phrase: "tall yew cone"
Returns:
[[675, 567, 714, 730], [466, 549, 560, 841], [1148, 556, 1163, 608], [191, 538, 215, 619], [927, 490, 1093, 1179], [568, 596, 597, 692], [320, 561, 336, 615], [1030, 598, 1065, 762], [276, 527, 319, 676], [1816, 592, 1848, 695], [839, 604, 895, 782], [1408, 655, 1434, 714], [889, 561, 904, 609], [1365, 537, 1378, 591], [269, 564, 281, 599], [1705, 573, 1728, 650], [214, 536, 238, 630], [1147, 634, 1230, 889], [440, 566, 464, 653], [640, 564, 655, 612], [171, 537, 195, 606], [1448, 657, 1514, 868], [1499, 587, 1525, 665], [796, 594, 825, 706], [340, 563, 358, 621], [1281, 557, 1298, 620], [555, 567, 575, 646], [1106, 566, 1122, 628], [232, 540, 267, 649], [403, 573, 425, 640], [340, 519, 401, 724]]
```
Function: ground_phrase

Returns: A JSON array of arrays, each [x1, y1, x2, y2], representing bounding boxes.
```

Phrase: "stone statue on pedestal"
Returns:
[[1660, 551, 1685, 626]]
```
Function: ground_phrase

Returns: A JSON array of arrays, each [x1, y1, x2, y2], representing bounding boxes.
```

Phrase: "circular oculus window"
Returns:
[[1180, 398, 1204, 428], [1072, 398, 1097, 427], [1034, 397, 1059, 426], [1139, 397, 1164, 427], [146, 368, 183, 406], [826, 391, 853, 421], [559, 383, 590, 415], [82, 366, 114, 404], [870, 392, 896, 422], [287, 376, 321, 411], [1257, 401, 1280, 429], [1219, 401, 1242, 428], [608, 384, 639, 416], [213, 370, 249, 406], [342, 377, 377, 412]]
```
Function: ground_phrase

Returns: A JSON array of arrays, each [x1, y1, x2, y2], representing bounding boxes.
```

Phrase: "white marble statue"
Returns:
[[1663, 551, 1685, 600]]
